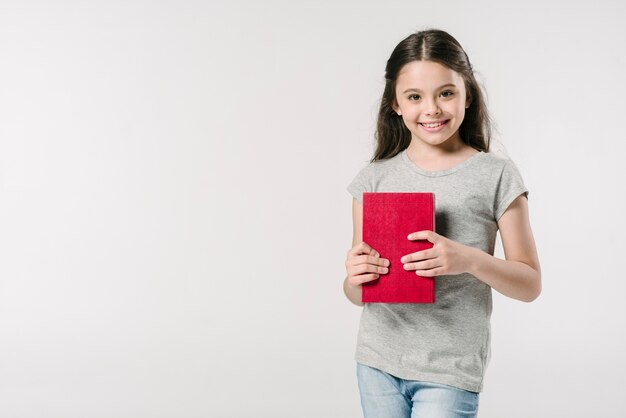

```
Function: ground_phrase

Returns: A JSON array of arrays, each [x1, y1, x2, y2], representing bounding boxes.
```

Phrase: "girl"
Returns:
[[343, 29, 541, 418]]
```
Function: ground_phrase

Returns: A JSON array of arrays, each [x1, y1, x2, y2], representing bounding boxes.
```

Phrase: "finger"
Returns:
[[357, 260, 389, 275], [348, 241, 373, 256], [353, 243, 387, 265], [407, 230, 438, 242], [355, 273, 381, 285], [347, 272, 380, 288], [352, 255, 389, 269], [415, 267, 443, 277], [400, 248, 437, 263], [359, 241, 378, 256], [347, 251, 389, 270], [404, 258, 439, 271], [369, 255, 390, 267], [368, 245, 383, 259]]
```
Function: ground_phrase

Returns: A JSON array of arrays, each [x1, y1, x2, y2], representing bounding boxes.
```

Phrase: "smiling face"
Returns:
[[392, 60, 470, 151]]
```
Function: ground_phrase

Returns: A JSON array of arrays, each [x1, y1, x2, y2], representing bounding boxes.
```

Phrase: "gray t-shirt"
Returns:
[[346, 148, 529, 393]]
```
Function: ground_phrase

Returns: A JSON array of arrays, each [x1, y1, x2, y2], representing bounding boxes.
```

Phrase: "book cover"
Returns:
[[362, 192, 436, 303]]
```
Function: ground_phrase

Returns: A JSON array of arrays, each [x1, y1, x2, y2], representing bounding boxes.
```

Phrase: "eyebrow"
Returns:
[[402, 83, 457, 94]]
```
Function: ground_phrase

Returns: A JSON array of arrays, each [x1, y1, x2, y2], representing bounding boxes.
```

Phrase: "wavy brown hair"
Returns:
[[371, 29, 491, 162]]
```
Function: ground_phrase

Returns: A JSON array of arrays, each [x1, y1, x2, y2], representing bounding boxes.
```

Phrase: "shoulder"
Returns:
[[471, 150, 525, 181], [478, 150, 516, 169], [485, 151, 529, 219], [347, 152, 404, 204]]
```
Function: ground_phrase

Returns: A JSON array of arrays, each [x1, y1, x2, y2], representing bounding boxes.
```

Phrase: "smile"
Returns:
[[420, 120, 448, 128], [419, 120, 449, 131]]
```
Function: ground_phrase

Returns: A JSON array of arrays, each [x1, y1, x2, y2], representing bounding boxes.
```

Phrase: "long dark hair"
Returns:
[[372, 29, 491, 162]]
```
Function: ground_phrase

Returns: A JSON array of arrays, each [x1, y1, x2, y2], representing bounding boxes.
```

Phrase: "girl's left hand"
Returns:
[[400, 231, 475, 277]]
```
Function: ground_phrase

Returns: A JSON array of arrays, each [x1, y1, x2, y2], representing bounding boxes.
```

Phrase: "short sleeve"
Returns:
[[494, 158, 529, 221], [346, 164, 371, 205]]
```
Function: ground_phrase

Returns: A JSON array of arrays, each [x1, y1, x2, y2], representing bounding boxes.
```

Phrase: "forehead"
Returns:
[[396, 60, 464, 89]]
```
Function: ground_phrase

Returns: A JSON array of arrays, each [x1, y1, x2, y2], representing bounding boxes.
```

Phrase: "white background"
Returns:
[[1, 1, 625, 417]]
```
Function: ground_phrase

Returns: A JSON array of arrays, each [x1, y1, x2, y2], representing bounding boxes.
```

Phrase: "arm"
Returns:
[[343, 198, 390, 307], [468, 194, 542, 302], [403, 194, 541, 303], [343, 198, 365, 307]]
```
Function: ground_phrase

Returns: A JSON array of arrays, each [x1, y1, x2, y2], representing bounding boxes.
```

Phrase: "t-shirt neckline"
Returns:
[[400, 148, 485, 177]]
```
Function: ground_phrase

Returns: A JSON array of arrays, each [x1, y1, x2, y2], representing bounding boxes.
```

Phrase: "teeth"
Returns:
[[422, 121, 445, 128]]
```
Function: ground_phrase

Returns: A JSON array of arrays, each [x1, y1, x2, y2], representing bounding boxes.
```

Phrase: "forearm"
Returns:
[[343, 276, 364, 307], [468, 247, 541, 303]]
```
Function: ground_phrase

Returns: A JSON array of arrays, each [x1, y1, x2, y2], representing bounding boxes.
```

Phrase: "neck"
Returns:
[[407, 134, 468, 160]]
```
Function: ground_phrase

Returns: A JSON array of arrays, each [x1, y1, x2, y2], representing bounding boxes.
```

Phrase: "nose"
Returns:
[[424, 98, 441, 116]]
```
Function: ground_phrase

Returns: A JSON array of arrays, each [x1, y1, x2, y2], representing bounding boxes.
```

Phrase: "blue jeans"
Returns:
[[356, 362, 480, 418]]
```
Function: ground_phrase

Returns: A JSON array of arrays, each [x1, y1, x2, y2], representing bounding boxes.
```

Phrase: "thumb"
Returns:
[[407, 230, 438, 242]]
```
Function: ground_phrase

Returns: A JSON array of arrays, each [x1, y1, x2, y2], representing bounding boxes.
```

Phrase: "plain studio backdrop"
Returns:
[[0, 0, 625, 417]]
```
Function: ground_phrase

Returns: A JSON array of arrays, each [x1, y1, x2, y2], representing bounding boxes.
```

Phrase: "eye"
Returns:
[[408, 94, 421, 101], [440, 90, 454, 98]]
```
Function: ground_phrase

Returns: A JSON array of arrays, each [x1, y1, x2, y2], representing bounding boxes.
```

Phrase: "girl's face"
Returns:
[[392, 60, 470, 150]]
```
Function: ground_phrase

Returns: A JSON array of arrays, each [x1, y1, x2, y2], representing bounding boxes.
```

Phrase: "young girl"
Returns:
[[343, 29, 541, 417]]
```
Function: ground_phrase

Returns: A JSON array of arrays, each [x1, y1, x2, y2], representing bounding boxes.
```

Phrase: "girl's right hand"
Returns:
[[345, 241, 390, 289]]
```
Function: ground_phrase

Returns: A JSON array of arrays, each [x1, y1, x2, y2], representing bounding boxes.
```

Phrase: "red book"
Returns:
[[362, 192, 436, 303]]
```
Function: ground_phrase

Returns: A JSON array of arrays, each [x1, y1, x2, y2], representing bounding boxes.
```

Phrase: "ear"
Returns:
[[465, 97, 471, 109], [392, 99, 402, 116]]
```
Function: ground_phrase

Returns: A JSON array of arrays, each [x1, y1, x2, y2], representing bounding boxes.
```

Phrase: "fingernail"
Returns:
[[383, 259, 390, 266]]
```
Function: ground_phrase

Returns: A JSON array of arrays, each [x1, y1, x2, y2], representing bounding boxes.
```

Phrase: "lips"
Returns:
[[420, 120, 449, 128]]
